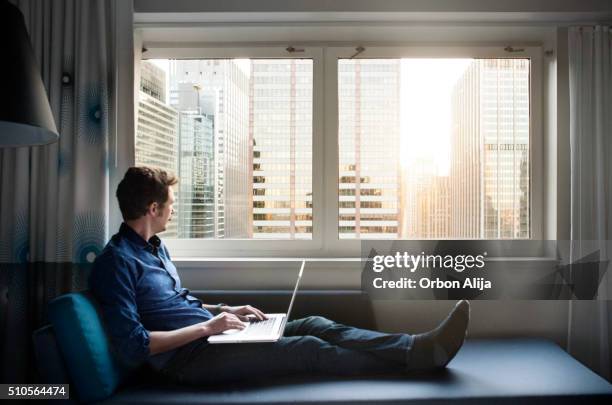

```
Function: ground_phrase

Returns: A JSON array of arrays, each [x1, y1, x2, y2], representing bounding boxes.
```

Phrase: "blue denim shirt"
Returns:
[[89, 223, 213, 369]]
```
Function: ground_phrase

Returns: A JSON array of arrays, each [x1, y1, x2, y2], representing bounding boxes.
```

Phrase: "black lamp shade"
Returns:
[[0, 1, 58, 147]]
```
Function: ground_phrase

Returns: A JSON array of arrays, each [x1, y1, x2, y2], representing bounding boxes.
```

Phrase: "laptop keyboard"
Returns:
[[244, 318, 276, 335]]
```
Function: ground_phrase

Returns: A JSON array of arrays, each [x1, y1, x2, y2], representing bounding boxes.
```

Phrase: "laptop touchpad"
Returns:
[[221, 328, 243, 335]]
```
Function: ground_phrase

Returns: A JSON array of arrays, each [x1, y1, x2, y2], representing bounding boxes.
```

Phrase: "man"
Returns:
[[90, 166, 470, 386]]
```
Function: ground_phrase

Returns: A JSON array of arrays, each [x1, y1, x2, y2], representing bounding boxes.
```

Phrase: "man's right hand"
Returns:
[[200, 312, 247, 336]]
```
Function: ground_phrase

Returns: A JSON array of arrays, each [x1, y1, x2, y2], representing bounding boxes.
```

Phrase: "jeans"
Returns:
[[159, 316, 414, 385]]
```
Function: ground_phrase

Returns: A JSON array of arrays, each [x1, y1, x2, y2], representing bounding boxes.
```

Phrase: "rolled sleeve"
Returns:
[[90, 252, 150, 366]]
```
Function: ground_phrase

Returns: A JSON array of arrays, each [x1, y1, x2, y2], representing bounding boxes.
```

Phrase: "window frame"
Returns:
[[142, 46, 326, 257], [325, 46, 543, 258], [138, 44, 543, 259]]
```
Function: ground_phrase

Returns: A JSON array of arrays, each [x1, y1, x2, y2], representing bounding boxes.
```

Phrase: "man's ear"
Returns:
[[147, 202, 158, 216]]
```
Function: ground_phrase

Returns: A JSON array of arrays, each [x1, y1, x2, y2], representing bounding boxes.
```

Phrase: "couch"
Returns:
[[33, 291, 612, 404]]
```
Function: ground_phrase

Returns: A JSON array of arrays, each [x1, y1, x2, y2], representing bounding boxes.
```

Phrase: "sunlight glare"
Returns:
[[400, 59, 472, 176]]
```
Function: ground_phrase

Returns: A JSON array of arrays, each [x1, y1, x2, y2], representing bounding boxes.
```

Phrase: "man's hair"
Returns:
[[116, 166, 178, 221]]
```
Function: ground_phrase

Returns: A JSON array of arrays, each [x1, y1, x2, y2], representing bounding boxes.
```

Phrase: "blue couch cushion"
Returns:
[[47, 292, 130, 403]]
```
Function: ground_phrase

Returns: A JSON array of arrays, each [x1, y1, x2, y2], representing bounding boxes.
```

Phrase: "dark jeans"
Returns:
[[159, 316, 414, 385]]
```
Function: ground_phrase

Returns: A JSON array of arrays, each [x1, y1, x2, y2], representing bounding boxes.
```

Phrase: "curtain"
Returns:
[[568, 25, 612, 381], [0, 0, 132, 383]]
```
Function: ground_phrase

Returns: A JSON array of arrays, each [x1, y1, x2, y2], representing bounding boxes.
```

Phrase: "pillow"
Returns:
[[47, 292, 130, 403]]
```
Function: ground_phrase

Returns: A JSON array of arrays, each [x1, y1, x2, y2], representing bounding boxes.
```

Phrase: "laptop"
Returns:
[[208, 260, 305, 344]]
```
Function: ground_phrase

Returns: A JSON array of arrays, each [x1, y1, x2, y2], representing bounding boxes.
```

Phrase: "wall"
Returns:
[[134, 0, 612, 14]]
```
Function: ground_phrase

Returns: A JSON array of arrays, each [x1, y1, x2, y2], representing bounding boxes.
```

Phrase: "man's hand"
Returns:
[[200, 312, 247, 336], [150, 312, 246, 353], [221, 305, 268, 321]]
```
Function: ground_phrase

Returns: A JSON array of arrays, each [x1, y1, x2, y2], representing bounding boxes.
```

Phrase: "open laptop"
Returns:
[[208, 260, 305, 344]]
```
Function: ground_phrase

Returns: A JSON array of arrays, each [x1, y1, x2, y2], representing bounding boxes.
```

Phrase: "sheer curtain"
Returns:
[[0, 0, 133, 383], [567, 25, 612, 381]]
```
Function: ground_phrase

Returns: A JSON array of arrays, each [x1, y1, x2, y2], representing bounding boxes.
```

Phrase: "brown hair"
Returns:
[[116, 166, 178, 221]]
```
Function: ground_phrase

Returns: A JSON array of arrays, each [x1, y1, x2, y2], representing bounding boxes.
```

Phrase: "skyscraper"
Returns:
[[169, 60, 250, 238], [401, 157, 450, 239], [177, 111, 215, 238], [338, 59, 401, 239], [416, 176, 450, 238], [450, 62, 481, 238], [250, 60, 313, 239], [450, 59, 530, 239], [140, 61, 166, 101], [136, 61, 179, 237], [482, 59, 530, 239]]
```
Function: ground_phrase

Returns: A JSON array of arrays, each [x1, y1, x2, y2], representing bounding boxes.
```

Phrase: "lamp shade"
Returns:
[[0, 1, 58, 147]]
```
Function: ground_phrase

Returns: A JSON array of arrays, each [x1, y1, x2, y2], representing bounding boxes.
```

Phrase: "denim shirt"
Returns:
[[89, 223, 213, 369]]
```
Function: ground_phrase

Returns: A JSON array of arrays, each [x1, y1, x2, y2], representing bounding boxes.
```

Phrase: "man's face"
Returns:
[[152, 187, 175, 233]]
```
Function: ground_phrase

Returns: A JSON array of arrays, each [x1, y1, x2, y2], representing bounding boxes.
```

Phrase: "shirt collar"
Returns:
[[119, 222, 162, 252]]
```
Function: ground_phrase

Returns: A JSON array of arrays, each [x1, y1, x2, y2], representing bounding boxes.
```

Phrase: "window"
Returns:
[[338, 58, 531, 240], [136, 58, 313, 240], [135, 45, 541, 257]]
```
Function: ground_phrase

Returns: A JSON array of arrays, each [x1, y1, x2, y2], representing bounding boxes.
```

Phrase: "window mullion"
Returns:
[[323, 48, 348, 256]]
